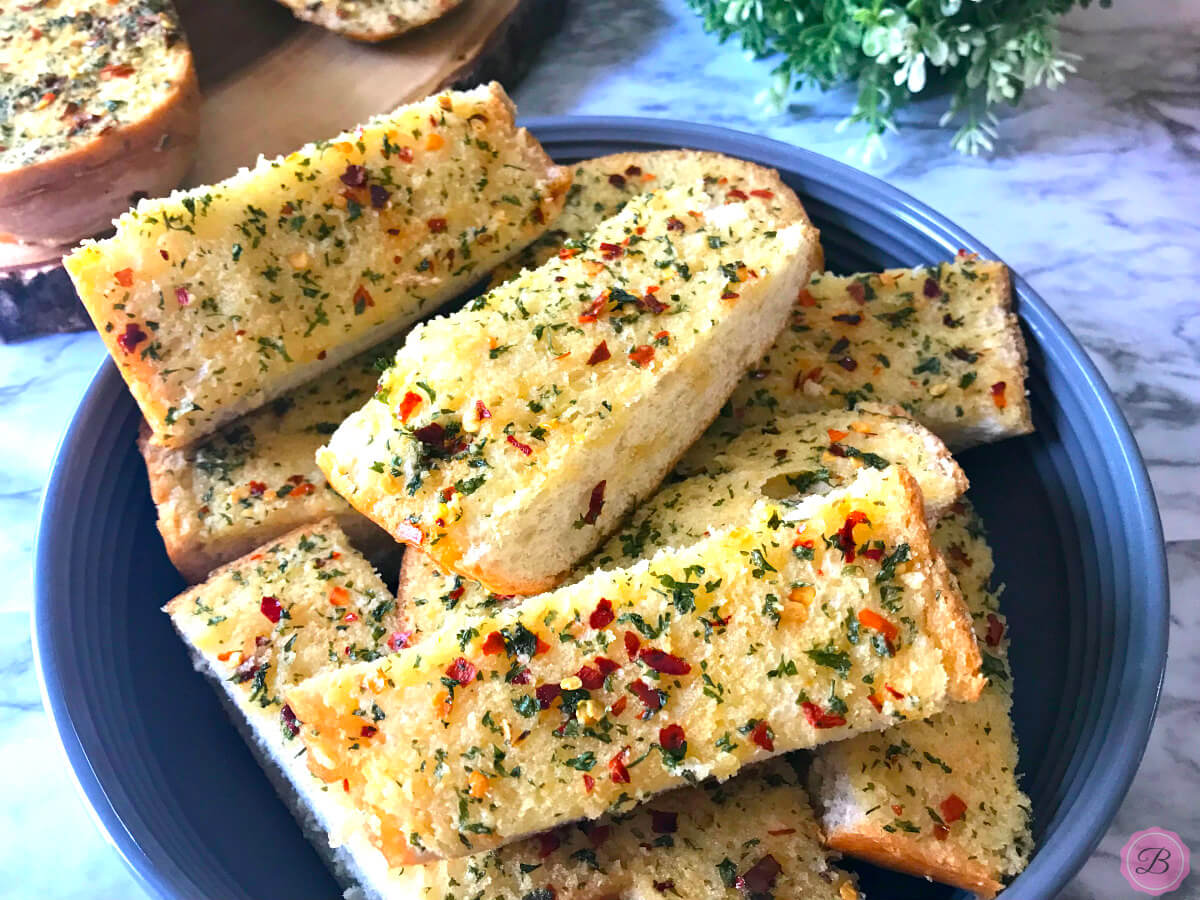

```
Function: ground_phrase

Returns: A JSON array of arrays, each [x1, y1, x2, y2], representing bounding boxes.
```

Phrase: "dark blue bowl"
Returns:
[[34, 118, 1168, 900]]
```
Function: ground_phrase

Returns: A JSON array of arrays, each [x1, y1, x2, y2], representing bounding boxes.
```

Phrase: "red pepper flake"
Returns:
[[940, 793, 967, 823], [509, 667, 532, 685], [861, 547, 884, 561], [608, 173, 626, 188], [395, 521, 423, 545], [659, 723, 686, 752], [666, 216, 685, 232], [766, 827, 796, 836], [360, 724, 377, 738], [578, 293, 608, 323], [590, 597, 615, 629], [369, 185, 390, 209], [797, 288, 818, 307], [445, 657, 477, 686], [991, 381, 1008, 409], [247, 480, 268, 496], [427, 217, 448, 233], [582, 773, 596, 793], [353, 284, 374, 314], [260, 596, 283, 624], [536, 683, 561, 710], [923, 277, 942, 298], [794, 366, 822, 389], [641, 292, 668, 314], [474, 400, 492, 420], [610, 696, 628, 717], [113, 268, 134, 287], [608, 747, 631, 783], [629, 679, 663, 712], [587, 341, 611, 365], [624, 630, 641, 659], [329, 585, 350, 606], [835, 356, 858, 372], [387, 630, 413, 651], [933, 823, 951, 841], [280, 704, 300, 738], [594, 656, 619, 677], [535, 633, 551, 656], [576, 664, 605, 690], [624, 165, 643, 176], [629, 345, 655, 367], [736, 855, 782, 895], [868, 693, 884, 713], [100, 63, 135, 78], [986, 613, 1005, 647], [847, 282, 866, 304], [891, 804, 904, 816], [639, 648, 691, 675], [342, 778, 350, 793], [827, 428, 849, 443], [583, 480, 606, 525], [834, 510, 869, 562], [506, 434, 533, 456], [340, 164, 367, 187], [726, 188, 749, 201], [558, 246, 580, 260], [750, 720, 774, 751], [342, 611, 359, 623], [481, 631, 506, 655], [801, 701, 847, 729], [832, 312, 861, 325], [598, 242, 624, 260], [170, 286, 191, 306], [750, 189, 776, 199], [721, 289, 741, 301], [857, 609, 899, 645], [650, 809, 678, 833], [885, 683, 905, 700], [537, 830, 561, 858]]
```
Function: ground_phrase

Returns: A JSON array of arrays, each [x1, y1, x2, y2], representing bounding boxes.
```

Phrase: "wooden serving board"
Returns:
[[0, 0, 564, 342]]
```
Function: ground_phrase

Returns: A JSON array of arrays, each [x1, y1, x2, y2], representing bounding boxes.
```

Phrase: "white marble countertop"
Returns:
[[2, 0, 1197, 897]]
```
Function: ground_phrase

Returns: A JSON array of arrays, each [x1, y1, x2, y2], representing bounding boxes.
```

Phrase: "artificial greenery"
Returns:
[[686, 0, 1109, 158]]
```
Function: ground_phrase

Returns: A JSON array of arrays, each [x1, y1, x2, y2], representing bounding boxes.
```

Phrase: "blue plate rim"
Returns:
[[32, 114, 1169, 900]]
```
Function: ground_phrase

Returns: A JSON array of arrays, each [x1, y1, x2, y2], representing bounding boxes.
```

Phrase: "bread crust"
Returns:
[[275, 0, 465, 41], [823, 826, 1002, 898], [0, 50, 200, 247]]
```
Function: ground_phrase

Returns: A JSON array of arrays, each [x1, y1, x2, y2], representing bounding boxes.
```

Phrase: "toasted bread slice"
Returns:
[[286, 467, 982, 864], [0, 0, 200, 246], [274, 0, 464, 41], [724, 257, 1032, 450], [318, 183, 822, 595], [65, 83, 569, 448], [397, 403, 967, 639], [165, 522, 861, 900], [489, 149, 819, 285], [809, 499, 1032, 897], [142, 337, 407, 583]]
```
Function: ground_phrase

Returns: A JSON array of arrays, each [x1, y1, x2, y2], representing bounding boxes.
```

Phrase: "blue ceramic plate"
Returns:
[[34, 118, 1168, 900]]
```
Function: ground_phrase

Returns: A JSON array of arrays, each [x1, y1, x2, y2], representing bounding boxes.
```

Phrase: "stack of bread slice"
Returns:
[[62, 89, 1037, 897]]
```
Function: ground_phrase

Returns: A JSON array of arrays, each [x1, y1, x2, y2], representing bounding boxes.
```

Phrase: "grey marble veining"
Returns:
[[1, 0, 1197, 897]]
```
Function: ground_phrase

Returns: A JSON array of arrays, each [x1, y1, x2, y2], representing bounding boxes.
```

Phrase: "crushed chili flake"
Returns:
[[590, 597, 615, 629], [536, 683, 561, 710], [342, 778, 350, 793], [847, 281, 866, 303], [608, 747, 631, 784], [445, 657, 477, 685], [594, 656, 619, 677], [827, 428, 849, 443], [116, 322, 147, 354], [481, 631, 506, 655], [650, 809, 678, 833], [474, 400, 492, 420], [797, 288, 818, 307], [940, 793, 967, 823], [260, 596, 283, 624], [750, 720, 774, 751], [629, 345, 655, 367], [280, 704, 300, 738], [598, 242, 624, 260], [861, 547, 884, 561], [639, 648, 691, 675], [624, 630, 641, 659], [558, 246, 580, 260], [857, 609, 898, 644], [885, 683, 905, 700], [388, 630, 413, 651], [834, 510, 869, 562], [721, 290, 741, 301], [587, 341, 611, 365], [610, 696, 627, 717], [583, 480, 606, 525], [247, 480, 268, 496], [726, 188, 749, 201], [923, 277, 942, 298], [608, 173, 626, 188], [801, 701, 847, 729], [750, 189, 775, 199], [578, 293, 608, 323], [659, 723, 686, 753], [991, 381, 1008, 409], [535, 633, 551, 656], [794, 366, 822, 389], [509, 667, 532, 685], [835, 356, 858, 371], [641, 293, 668, 314], [397, 391, 422, 422], [985, 613, 1005, 647], [766, 827, 796, 836], [427, 217, 448, 233], [577, 664, 605, 690], [340, 164, 367, 187], [353, 285, 374, 312], [868, 693, 884, 713], [629, 678, 663, 712], [582, 773, 596, 793], [666, 216, 684, 231], [933, 823, 951, 841], [506, 434, 533, 456], [100, 63, 135, 79], [737, 855, 782, 895], [329, 585, 349, 606], [360, 724, 377, 738]]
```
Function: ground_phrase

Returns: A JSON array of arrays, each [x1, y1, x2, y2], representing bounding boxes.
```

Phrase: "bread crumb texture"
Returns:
[[319, 181, 819, 594], [274, 0, 464, 41], [0, 0, 189, 170], [142, 337, 404, 582], [65, 82, 568, 447], [286, 466, 979, 864], [398, 403, 966, 638], [810, 498, 1032, 897]]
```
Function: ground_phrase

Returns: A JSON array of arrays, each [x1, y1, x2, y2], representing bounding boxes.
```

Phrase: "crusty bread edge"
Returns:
[[276, 0, 465, 41], [0, 48, 200, 246]]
